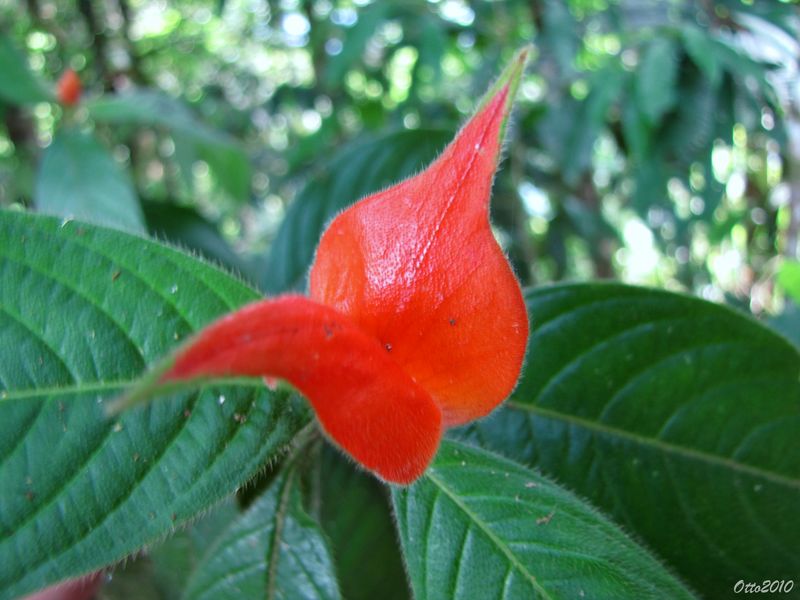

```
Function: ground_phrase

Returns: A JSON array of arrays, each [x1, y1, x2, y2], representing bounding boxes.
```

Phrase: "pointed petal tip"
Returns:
[[488, 45, 532, 103], [515, 44, 534, 65], [469, 45, 531, 142], [309, 49, 530, 435]]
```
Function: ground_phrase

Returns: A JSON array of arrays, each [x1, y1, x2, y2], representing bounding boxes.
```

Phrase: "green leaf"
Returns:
[[35, 129, 145, 233], [769, 300, 800, 350], [708, 38, 778, 109], [0, 35, 54, 105], [323, 3, 390, 89], [458, 283, 800, 598], [143, 201, 253, 281], [99, 557, 162, 600], [777, 260, 800, 304], [314, 444, 410, 600], [149, 496, 241, 598], [635, 38, 678, 125], [262, 128, 452, 293], [539, 0, 579, 77], [680, 25, 722, 88], [101, 497, 239, 600], [663, 69, 718, 170], [621, 80, 651, 161], [0, 211, 308, 599], [631, 159, 667, 216], [194, 137, 251, 205], [565, 66, 625, 183], [725, 0, 800, 38], [183, 458, 340, 600], [87, 90, 250, 202], [87, 90, 188, 129], [411, 17, 446, 88], [392, 440, 696, 600], [536, 66, 624, 184]]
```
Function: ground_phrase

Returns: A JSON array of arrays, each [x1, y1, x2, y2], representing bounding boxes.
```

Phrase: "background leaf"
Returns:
[[392, 439, 696, 600], [262, 128, 452, 293], [323, 3, 390, 89], [98, 558, 162, 600], [456, 283, 800, 597], [183, 457, 340, 600], [769, 300, 800, 350], [539, 66, 625, 185], [150, 497, 241, 598], [0, 34, 54, 105], [777, 260, 800, 304], [0, 211, 308, 599], [635, 37, 678, 125], [312, 444, 410, 600], [680, 25, 722, 88], [98, 499, 239, 600], [35, 129, 145, 233], [143, 201, 253, 281], [87, 91, 251, 203]]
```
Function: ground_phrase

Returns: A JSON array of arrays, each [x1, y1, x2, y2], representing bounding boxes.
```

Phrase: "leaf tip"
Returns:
[[104, 358, 178, 417], [104, 385, 147, 418]]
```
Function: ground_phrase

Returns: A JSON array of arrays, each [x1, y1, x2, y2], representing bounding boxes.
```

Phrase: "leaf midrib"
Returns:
[[0, 376, 267, 402], [507, 401, 800, 490], [424, 469, 554, 600], [266, 470, 296, 600], [4, 383, 269, 591]]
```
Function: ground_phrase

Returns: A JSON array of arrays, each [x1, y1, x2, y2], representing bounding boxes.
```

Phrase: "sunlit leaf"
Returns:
[[0, 35, 54, 105], [88, 90, 250, 203], [35, 129, 145, 233], [777, 261, 800, 304]]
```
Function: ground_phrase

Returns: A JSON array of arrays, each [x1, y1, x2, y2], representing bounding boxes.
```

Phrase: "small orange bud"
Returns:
[[57, 69, 81, 106]]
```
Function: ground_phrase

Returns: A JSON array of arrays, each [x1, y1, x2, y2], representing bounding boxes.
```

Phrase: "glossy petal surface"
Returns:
[[164, 295, 442, 484], [309, 60, 528, 426]]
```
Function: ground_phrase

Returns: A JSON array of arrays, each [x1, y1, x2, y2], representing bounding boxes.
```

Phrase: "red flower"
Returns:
[[56, 69, 81, 107], [156, 48, 530, 484]]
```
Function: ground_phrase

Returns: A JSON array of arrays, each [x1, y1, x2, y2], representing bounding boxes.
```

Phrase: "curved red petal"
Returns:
[[309, 56, 529, 426], [163, 295, 442, 484]]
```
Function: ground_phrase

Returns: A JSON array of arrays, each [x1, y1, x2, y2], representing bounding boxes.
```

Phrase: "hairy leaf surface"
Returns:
[[458, 283, 800, 596], [0, 211, 307, 598], [393, 440, 695, 599]]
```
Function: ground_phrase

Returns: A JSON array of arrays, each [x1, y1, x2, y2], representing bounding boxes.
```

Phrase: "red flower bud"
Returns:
[[56, 69, 81, 107], [309, 59, 528, 428], [156, 48, 531, 484]]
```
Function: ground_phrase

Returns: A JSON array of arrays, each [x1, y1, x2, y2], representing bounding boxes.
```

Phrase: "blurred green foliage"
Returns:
[[1, 0, 798, 329]]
